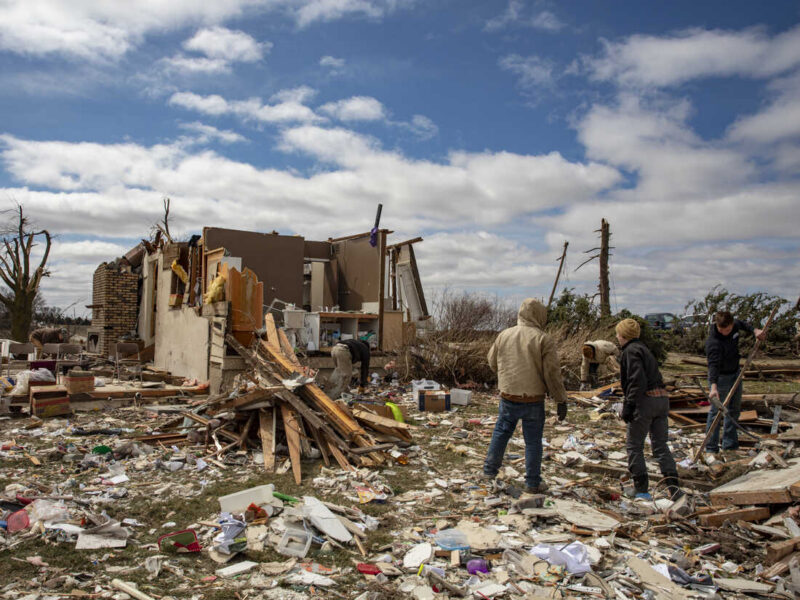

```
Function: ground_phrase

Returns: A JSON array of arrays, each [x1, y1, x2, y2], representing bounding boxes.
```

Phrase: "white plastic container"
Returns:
[[278, 527, 312, 558], [218, 484, 274, 514], [411, 379, 440, 393], [450, 389, 472, 406]]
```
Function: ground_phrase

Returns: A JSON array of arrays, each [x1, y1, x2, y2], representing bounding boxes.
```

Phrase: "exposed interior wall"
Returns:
[[204, 227, 305, 310], [137, 256, 158, 348], [396, 244, 429, 321], [332, 234, 381, 311], [154, 253, 210, 380]]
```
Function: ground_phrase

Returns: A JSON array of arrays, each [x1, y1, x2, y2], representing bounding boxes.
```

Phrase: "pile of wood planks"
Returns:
[[135, 315, 412, 484]]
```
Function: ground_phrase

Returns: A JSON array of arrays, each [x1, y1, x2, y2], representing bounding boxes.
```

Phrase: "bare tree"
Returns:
[[0, 205, 52, 341], [150, 196, 173, 243]]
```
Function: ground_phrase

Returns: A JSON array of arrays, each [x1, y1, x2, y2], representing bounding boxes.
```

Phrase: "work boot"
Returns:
[[525, 481, 549, 494], [663, 474, 682, 500], [479, 472, 496, 483]]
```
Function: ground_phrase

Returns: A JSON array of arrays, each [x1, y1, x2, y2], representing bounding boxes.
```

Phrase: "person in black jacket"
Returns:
[[705, 311, 764, 453], [328, 339, 371, 399], [616, 318, 680, 500]]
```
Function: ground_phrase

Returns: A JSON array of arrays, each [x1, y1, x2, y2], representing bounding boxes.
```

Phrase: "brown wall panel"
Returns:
[[332, 234, 380, 311], [203, 227, 304, 309]]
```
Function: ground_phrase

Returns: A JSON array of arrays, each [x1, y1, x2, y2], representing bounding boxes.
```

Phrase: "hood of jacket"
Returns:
[[518, 298, 546, 329]]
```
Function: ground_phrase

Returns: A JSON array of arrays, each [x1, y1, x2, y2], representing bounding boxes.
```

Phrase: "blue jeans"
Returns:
[[705, 371, 742, 452], [483, 399, 545, 488]]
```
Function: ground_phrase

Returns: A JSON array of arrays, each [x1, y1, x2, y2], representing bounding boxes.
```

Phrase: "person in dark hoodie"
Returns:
[[616, 318, 680, 500], [705, 311, 764, 453]]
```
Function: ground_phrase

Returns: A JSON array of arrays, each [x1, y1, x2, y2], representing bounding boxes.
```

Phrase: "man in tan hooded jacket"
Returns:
[[483, 298, 568, 493]]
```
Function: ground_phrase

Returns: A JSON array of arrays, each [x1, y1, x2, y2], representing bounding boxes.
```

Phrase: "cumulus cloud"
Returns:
[[183, 27, 268, 62], [485, 1, 564, 33], [402, 115, 438, 140], [159, 55, 231, 74], [585, 25, 800, 88], [499, 54, 555, 91], [320, 55, 346, 71], [0, 0, 413, 61], [179, 122, 247, 144], [169, 90, 322, 124], [319, 96, 386, 121], [0, 127, 620, 241]]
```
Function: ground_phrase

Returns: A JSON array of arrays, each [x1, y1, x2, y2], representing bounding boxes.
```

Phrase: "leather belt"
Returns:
[[501, 392, 545, 403], [646, 388, 669, 397]]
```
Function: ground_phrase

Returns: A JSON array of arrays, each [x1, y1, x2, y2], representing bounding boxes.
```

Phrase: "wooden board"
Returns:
[[259, 407, 276, 472], [280, 402, 303, 485], [698, 506, 770, 527], [766, 536, 800, 565], [278, 328, 302, 368], [710, 457, 800, 506], [265, 313, 280, 350]]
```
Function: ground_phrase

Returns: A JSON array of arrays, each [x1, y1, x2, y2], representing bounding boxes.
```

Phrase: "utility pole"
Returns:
[[599, 219, 611, 318], [574, 218, 613, 316], [547, 241, 569, 309]]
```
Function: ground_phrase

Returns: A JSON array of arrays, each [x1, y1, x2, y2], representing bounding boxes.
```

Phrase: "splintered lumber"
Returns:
[[327, 439, 355, 471], [278, 328, 303, 368], [257, 339, 386, 462], [181, 412, 239, 443], [219, 387, 278, 410], [761, 551, 800, 579], [698, 507, 770, 528], [265, 313, 281, 350], [710, 457, 800, 506], [259, 407, 276, 472], [766, 537, 800, 565], [225, 335, 354, 456], [280, 402, 303, 485], [571, 382, 620, 398], [351, 408, 413, 442], [258, 339, 367, 438]]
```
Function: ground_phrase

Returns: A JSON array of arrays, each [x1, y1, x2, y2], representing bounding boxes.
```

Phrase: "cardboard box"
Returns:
[[417, 391, 450, 412], [30, 386, 71, 418], [65, 370, 94, 394]]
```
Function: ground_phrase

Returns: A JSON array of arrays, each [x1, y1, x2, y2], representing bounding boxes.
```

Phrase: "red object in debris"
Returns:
[[468, 418, 482, 425], [7, 509, 30, 533], [15, 495, 33, 506], [356, 563, 382, 575]]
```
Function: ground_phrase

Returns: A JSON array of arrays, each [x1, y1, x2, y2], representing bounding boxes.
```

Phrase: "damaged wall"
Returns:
[[332, 233, 384, 312], [154, 253, 209, 381], [204, 228, 305, 310]]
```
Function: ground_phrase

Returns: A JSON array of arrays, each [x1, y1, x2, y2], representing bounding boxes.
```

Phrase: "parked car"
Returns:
[[644, 312, 678, 331]]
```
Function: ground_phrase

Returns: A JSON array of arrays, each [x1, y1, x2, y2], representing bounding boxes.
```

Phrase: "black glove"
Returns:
[[621, 402, 636, 423], [557, 402, 568, 421]]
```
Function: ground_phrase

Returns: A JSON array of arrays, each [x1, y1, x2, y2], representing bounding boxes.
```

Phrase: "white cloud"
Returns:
[[499, 54, 555, 90], [0, 129, 620, 240], [159, 55, 231, 74], [179, 122, 247, 144], [0, 1, 412, 61], [183, 26, 268, 62], [577, 95, 754, 201], [319, 96, 386, 121], [168, 90, 323, 124], [728, 72, 800, 145], [586, 25, 800, 88], [293, 0, 415, 28], [404, 115, 438, 140], [485, 1, 563, 33], [320, 55, 346, 70], [0, 1, 261, 61]]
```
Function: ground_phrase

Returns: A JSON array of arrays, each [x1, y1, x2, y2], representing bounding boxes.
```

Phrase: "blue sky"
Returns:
[[0, 0, 798, 317]]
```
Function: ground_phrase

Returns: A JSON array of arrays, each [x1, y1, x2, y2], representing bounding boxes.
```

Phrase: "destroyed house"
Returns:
[[88, 227, 429, 392]]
